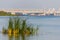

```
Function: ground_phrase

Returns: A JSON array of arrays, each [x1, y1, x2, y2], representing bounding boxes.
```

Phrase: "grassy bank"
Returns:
[[0, 11, 15, 16]]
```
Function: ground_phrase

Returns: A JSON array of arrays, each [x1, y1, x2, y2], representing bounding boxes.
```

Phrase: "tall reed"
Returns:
[[2, 16, 38, 36]]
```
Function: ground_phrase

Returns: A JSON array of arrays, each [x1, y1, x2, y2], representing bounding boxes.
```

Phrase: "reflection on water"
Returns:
[[8, 34, 23, 40], [8, 35, 13, 40], [8, 34, 28, 40], [8, 34, 21, 40]]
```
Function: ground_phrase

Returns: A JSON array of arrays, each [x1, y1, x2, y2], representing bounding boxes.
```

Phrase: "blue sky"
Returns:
[[0, 0, 60, 9]]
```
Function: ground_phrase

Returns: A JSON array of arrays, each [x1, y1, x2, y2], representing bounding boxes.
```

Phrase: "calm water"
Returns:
[[0, 16, 60, 40]]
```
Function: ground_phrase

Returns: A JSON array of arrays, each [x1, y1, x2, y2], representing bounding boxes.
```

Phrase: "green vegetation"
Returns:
[[2, 16, 38, 38], [0, 11, 14, 16]]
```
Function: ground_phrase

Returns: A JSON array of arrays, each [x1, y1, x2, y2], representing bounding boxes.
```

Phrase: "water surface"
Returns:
[[0, 16, 60, 40]]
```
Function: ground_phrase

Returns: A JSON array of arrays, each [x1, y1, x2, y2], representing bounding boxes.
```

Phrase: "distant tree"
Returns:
[[0, 11, 14, 16]]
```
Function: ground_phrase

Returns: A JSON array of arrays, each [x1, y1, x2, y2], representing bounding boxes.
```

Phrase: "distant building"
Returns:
[[15, 12, 23, 16], [45, 13, 54, 16], [27, 13, 35, 16], [49, 13, 54, 16], [55, 13, 60, 16]]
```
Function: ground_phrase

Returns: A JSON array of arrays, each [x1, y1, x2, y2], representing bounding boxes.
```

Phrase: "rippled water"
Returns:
[[0, 16, 60, 40]]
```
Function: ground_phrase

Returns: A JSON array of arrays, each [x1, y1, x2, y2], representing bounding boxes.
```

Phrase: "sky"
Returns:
[[0, 0, 60, 9]]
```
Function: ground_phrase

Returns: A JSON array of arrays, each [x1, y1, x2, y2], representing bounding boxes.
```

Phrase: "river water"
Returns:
[[0, 16, 60, 40]]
